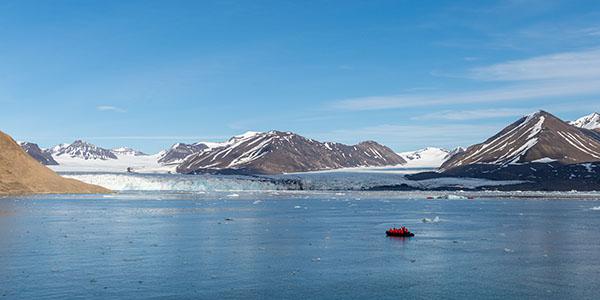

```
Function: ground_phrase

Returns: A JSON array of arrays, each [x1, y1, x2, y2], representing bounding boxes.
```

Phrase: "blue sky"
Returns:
[[2, 0, 600, 153]]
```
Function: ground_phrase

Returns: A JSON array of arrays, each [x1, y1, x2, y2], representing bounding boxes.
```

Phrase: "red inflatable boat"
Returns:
[[386, 226, 414, 237]]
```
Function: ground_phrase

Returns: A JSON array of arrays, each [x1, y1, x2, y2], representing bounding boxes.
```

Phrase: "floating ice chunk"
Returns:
[[335, 192, 345, 196], [253, 200, 262, 205], [590, 206, 600, 211], [504, 248, 514, 253], [294, 205, 302, 209], [422, 216, 441, 223], [532, 157, 557, 163], [445, 194, 468, 200], [581, 163, 595, 173], [227, 193, 240, 197]]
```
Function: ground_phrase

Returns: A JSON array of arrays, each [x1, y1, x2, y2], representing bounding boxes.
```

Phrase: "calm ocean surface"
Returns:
[[1, 191, 600, 299]]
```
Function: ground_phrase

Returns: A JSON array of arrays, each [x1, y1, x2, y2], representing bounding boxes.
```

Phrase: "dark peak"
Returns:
[[357, 140, 380, 146], [521, 110, 567, 127], [526, 110, 553, 119], [71, 140, 90, 146], [266, 130, 296, 137]]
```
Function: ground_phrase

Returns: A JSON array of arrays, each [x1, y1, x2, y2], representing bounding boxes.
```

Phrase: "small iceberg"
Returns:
[[426, 194, 470, 200], [590, 206, 600, 211], [227, 193, 240, 197], [422, 216, 440, 223]]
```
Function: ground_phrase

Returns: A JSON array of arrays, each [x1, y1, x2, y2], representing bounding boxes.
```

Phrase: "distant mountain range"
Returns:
[[18, 131, 406, 174], [570, 112, 600, 131], [177, 131, 406, 174], [15, 111, 600, 190], [51, 140, 118, 160]]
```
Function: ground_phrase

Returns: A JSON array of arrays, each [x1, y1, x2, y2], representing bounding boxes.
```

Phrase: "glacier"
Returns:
[[62, 171, 524, 192]]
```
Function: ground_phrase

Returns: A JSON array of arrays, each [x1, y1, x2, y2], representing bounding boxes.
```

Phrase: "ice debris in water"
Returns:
[[252, 200, 262, 205], [422, 216, 440, 223], [227, 193, 240, 197], [294, 205, 302, 209], [590, 206, 600, 211], [504, 248, 514, 253]]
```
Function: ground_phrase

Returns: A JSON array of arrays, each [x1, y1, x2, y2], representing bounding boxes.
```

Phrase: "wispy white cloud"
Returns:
[[578, 27, 600, 37], [330, 48, 600, 111], [331, 80, 600, 111], [469, 48, 600, 81], [413, 108, 528, 121], [96, 105, 126, 113], [412, 101, 600, 121]]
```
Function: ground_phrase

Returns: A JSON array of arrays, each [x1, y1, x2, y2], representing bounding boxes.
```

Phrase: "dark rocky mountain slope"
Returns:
[[177, 131, 406, 175], [18, 142, 58, 165], [158, 143, 209, 164]]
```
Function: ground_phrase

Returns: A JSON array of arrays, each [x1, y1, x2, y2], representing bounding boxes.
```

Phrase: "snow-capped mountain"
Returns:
[[407, 111, 600, 190], [571, 112, 600, 131], [441, 110, 600, 170], [177, 131, 406, 175], [51, 140, 118, 160], [47, 141, 167, 173], [17, 141, 58, 165], [111, 147, 147, 156], [399, 147, 451, 168], [157, 143, 209, 164]]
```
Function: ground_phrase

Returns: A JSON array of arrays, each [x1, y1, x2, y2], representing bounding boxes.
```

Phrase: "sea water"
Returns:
[[1, 191, 600, 299]]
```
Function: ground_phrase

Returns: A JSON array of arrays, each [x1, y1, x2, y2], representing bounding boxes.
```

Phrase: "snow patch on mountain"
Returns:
[[51, 140, 117, 160], [111, 147, 147, 156], [571, 112, 600, 130], [399, 147, 451, 168]]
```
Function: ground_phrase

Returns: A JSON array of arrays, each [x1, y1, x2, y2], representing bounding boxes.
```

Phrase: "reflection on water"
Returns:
[[1, 192, 600, 299]]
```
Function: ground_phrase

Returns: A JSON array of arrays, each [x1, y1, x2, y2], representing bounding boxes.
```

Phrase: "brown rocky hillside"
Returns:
[[0, 130, 110, 195]]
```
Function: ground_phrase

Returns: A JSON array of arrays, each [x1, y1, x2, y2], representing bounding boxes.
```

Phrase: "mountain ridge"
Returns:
[[177, 130, 406, 175], [407, 111, 600, 191], [17, 141, 58, 165], [441, 110, 600, 170]]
